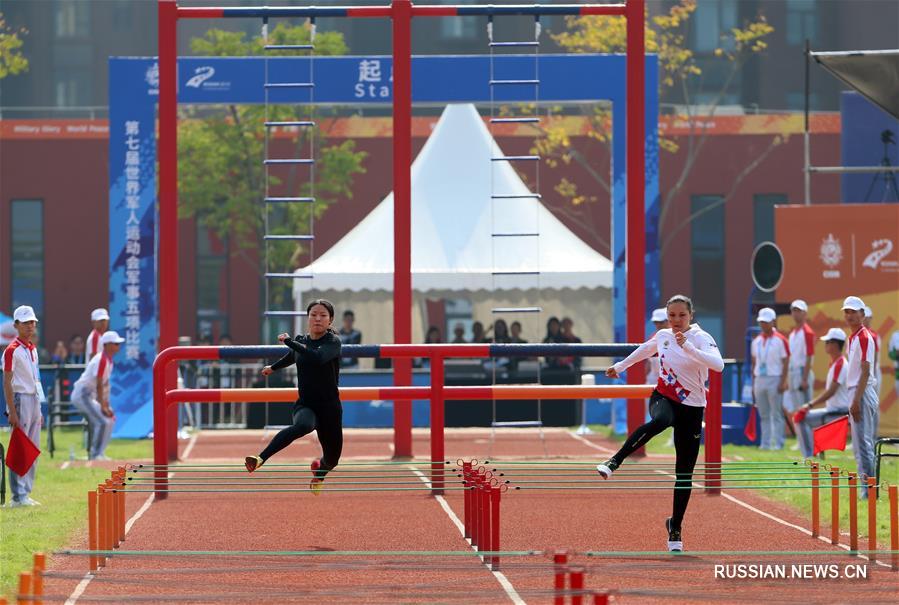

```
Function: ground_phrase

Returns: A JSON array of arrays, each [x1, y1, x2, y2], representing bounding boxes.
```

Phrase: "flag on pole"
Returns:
[[6, 426, 41, 476], [743, 405, 757, 442], [813, 415, 849, 456]]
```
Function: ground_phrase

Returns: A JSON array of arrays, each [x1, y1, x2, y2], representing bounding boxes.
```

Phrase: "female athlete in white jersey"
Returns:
[[597, 294, 724, 552]]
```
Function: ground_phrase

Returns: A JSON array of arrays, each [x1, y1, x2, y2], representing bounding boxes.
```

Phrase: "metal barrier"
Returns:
[[152, 343, 723, 498]]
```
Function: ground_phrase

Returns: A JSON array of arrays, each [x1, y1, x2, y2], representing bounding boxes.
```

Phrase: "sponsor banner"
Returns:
[[107, 59, 158, 438], [776, 203, 898, 432]]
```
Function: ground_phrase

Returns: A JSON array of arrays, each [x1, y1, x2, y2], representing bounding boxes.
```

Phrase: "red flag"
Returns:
[[744, 406, 757, 442], [813, 415, 849, 456], [6, 427, 41, 476]]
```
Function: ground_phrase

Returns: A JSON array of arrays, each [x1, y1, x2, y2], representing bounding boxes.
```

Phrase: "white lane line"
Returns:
[[67, 432, 200, 603], [566, 431, 616, 454], [181, 431, 200, 460], [653, 469, 891, 569], [409, 468, 525, 605], [65, 491, 156, 605]]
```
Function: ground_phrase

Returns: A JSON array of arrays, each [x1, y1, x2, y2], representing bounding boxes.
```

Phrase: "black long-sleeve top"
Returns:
[[270, 331, 342, 407]]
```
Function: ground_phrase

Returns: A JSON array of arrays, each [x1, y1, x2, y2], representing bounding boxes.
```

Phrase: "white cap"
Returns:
[[841, 296, 865, 311], [819, 327, 847, 342], [756, 307, 776, 323], [91, 308, 110, 321], [790, 299, 808, 312], [100, 330, 125, 345], [651, 308, 668, 323], [863, 306, 873, 318], [13, 305, 38, 323]]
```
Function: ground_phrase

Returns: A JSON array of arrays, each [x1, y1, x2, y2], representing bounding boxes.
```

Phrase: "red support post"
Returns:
[[624, 0, 646, 448], [462, 461, 472, 539], [480, 484, 491, 560], [158, 0, 180, 463], [570, 566, 585, 605], [431, 355, 445, 495], [391, 0, 414, 459], [553, 550, 569, 605], [704, 370, 722, 494]]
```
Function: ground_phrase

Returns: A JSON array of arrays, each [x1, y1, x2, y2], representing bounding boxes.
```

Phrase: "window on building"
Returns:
[[55, 1, 91, 38], [440, 17, 478, 40], [786, 0, 817, 46], [196, 223, 229, 340], [693, 0, 737, 53], [753, 194, 787, 246], [10, 200, 45, 322], [690, 195, 725, 349]]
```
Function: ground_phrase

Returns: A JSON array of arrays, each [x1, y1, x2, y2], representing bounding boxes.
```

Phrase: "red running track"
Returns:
[[39, 429, 899, 604]]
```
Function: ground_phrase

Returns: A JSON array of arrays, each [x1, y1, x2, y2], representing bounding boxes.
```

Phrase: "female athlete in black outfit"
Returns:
[[245, 299, 343, 496]]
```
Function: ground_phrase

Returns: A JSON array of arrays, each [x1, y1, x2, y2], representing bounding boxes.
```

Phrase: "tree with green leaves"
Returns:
[[532, 1, 775, 257], [179, 24, 367, 330], [0, 13, 28, 79]]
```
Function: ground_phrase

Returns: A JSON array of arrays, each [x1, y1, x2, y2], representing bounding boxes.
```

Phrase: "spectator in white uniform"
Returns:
[[786, 300, 815, 416], [793, 328, 850, 459], [85, 308, 110, 361], [751, 307, 790, 450], [71, 331, 124, 460], [843, 296, 879, 499], [862, 306, 882, 397]]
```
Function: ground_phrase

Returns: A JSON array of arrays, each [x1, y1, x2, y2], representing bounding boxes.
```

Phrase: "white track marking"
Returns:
[[66, 431, 200, 603], [181, 431, 200, 460], [566, 431, 616, 454], [409, 468, 525, 605], [653, 469, 891, 569]]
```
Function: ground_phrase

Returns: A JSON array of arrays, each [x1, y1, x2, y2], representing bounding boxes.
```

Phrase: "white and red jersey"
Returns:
[[74, 352, 114, 398], [751, 331, 790, 377], [612, 324, 724, 408], [847, 326, 877, 388], [85, 329, 103, 361], [2, 337, 40, 394], [788, 323, 815, 370], [823, 356, 850, 412]]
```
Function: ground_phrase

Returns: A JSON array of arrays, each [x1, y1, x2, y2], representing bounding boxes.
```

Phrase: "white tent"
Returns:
[[294, 104, 613, 346]]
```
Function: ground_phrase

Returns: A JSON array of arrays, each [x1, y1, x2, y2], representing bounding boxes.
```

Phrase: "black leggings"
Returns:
[[259, 403, 343, 479], [610, 391, 704, 529]]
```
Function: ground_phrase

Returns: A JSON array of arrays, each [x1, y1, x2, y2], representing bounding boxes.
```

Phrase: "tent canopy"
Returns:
[[813, 50, 899, 120], [294, 104, 612, 295]]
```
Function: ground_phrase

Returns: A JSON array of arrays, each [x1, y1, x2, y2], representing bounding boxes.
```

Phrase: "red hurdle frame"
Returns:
[[156, 1, 647, 459], [151, 343, 723, 499]]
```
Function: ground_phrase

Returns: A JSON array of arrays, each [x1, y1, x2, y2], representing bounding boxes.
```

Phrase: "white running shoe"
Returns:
[[666, 517, 683, 552], [596, 458, 619, 479]]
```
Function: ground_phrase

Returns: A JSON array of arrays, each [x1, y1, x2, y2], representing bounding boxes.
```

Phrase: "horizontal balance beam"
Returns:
[[165, 384, 655, 404]]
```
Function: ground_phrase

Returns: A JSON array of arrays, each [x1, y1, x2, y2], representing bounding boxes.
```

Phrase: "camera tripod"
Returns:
[[864, 129, 899, 202]]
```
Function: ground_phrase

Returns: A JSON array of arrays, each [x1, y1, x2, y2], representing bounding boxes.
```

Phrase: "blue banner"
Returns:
[[108, 59, 158, 438], [110, 54, 659, 437]]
